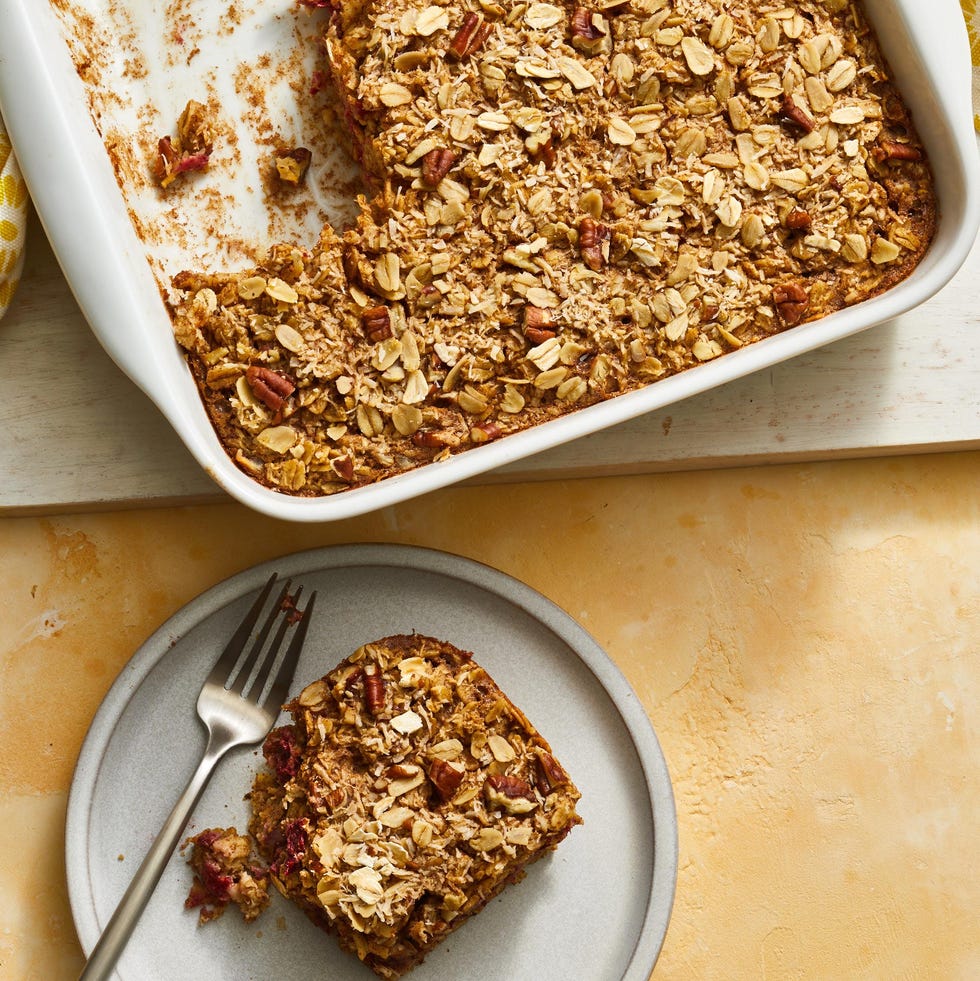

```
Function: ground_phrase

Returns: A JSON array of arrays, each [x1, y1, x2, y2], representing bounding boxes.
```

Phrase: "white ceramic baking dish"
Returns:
[[0, 0, 977, 522]]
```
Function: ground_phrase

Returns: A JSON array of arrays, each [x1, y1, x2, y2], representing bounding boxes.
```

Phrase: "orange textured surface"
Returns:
[[1, 453, 978, 979]]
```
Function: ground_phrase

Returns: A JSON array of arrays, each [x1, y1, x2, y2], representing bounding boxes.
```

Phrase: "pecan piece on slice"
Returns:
[[784, 208, 812, 232], [429, 758, 465, 802], [421, 147, 457, 187], [308, 784, 348, 814], [872, 138, 924, 163], [534, 750, 570, 793], [485, 773, 538, 814], [246, 366, 295, 413], [361, 305, 393, 343], [486, 774, 534, 797], [578, 216, 610, 271], [363, 662, 386, 714], [338, 665, 365, 697], [772, 282, 810, 326], [778, 93, 815, 135], [446, 12, 493, 59]]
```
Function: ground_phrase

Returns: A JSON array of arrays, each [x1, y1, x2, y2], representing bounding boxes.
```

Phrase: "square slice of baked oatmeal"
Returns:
[[249, 634, 582, 979]]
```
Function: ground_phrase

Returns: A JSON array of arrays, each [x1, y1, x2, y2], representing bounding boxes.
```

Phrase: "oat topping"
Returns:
[[171, 0, 936, 496], [249, 634, 582, 979]]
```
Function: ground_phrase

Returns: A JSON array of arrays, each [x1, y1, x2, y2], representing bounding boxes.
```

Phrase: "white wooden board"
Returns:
[[1, 208, 978, 515]]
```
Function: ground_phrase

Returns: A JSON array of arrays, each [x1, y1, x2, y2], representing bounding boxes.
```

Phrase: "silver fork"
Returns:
[[79, 573, 316, 981]]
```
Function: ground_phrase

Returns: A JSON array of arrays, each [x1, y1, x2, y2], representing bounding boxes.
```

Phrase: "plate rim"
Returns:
[[66, 543, 678, 979]]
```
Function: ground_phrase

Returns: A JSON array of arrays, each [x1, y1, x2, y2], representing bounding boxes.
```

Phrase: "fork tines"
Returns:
[[211, 573, 316, 708]]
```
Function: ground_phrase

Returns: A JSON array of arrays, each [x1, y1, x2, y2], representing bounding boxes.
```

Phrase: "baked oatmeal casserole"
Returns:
[[170, 0, 936, 496], [249, 634, 582, 979]]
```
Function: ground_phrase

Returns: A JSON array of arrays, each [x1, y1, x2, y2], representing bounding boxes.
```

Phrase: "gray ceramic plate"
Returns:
[[67, 544, 677, 980]]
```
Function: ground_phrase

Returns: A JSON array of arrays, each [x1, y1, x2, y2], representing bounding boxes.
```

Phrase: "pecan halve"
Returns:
[[873, 138, 923, 163], [570, 6, 606, 45], [699, 302, 720, 323], [523, 305, 557, 343], [578, 216, 610, 271], [413, 430, 454, 449], [778, 93, 815, 135], [446, 12, 492, 59], [361, 305, 393, 343], [534, 750, 570, 793], [245, 366, 295, 412], [429, 758, 465, 801], [421, 147, 456, 187], [784, 208, 812, 232], [363, 662, 385, 715], [387, 763, 420, 779], [772, 282, 810, 326], [470, 421, 502, 444], [525, 327, 556, 345], [330, 455, 356, 483], [321, 787, 348, 812], [486, 773, 534, 799], [485, 773, 537, 813], [364, 663, 385, 715]]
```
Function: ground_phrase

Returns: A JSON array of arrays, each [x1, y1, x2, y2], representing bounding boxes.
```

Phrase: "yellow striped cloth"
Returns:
[[0, 5, 979, 322], [0, 114, 27, 320], [967, 1, 980, 129]]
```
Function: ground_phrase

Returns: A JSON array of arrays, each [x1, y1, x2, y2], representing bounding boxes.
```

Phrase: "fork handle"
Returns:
[[78, 736, 231, 980]]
